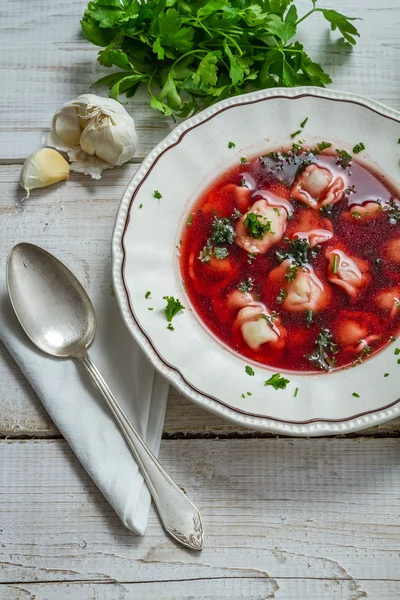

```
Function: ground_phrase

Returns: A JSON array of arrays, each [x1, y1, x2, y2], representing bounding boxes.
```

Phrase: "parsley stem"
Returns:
[[170, 49, 209, 72], [295, 7, 317, 27]]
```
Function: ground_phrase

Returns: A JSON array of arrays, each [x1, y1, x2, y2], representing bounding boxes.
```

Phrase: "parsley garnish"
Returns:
[[238, 277, 254, 293], [232, 208, 242, 220], [300, 117, 309, 129], [187, 214, 194, 226], [383, 200, 400, 224], [320, 204, 333, 216], [148, 307, 153, 311], [344, 185, 356, 195], [247, 252, 257, 264], [285, 265, 299, 282], [167, 323, 174, 331], [245, 366, 255, 376], [139, 203, 143, 209], [353, 142, 365, 154], [145, 291, 151, 299], [384, 373, 389, 377], [259, 313, 278, 328], [276, 288, 288, 304], [276, 237, 315, 267], [351, 211, 361, 220], [228, 141, 236, 149], [352, 392, 360, 398], [163, 296, 185, 322], [352, 345, 372, 366], [153, 190, 162, 199], [336, 149, 352, 169], [305, 309, 314, 327], [247, 392, 252, 396], [317, 141, 332, 151], [306, 328, 338, 371], [211, 217, 235, 244], [240, 157, 248, 164], [241, 393, 245, 398], [264, 373, 290, 390], [213, 246, 229, 260], [395, 348, 400, 355], [290, 129, 302, 139], [199, 241, 213, 263], [294, 387, 299, 397], [244, 212, 273, 239]]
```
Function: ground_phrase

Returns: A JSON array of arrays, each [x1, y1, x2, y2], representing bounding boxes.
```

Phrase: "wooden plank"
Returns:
[[0, 0, 399, 161], [0, 439, 399, 583], [1, 579, 399, 599], [1, 164, 400, 437]]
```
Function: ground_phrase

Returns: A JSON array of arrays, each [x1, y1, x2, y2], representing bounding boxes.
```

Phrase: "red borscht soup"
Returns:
[[180, 144, 400, 372]]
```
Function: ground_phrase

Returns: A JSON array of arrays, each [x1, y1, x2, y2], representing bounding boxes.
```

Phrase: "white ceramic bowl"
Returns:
[[112, 87, 400, 436]]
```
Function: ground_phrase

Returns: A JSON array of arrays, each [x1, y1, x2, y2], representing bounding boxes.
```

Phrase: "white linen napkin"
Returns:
[[0, 264, 169, 535]]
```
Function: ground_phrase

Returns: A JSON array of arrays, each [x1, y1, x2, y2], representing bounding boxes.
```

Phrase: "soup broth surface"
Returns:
[[180, 145, 400, 372]]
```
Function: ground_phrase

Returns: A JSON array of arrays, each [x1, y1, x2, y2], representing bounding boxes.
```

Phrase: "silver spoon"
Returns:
[[7, 243, 204, 551]]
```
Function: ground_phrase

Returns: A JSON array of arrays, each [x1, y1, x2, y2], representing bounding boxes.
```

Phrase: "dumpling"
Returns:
[[252, 190, 294, 218], [326, 248, 370, 298], [234, 302, 286, 351], [268, 260, 330, 312], [384, 239, 400, 265], [291, 164, 345, 209], [226, 289, 255, 312], [341, 201, 383, 222], [293, 229, 333, 248], [235, 199, 287, 254], [333, 310, 381, 352], [202, 184, 250, 216], [375, 286, 400, 317]]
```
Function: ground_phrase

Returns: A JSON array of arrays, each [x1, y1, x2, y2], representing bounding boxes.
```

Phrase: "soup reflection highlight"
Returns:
[[180, 145, 400, 372]]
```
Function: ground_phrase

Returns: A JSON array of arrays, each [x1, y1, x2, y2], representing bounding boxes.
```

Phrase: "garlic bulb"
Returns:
[[45, 94, 137, 179], [20, 148, 70, 198]]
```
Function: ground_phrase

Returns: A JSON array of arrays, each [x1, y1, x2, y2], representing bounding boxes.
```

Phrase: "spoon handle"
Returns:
[[77, 353, 204, 551]]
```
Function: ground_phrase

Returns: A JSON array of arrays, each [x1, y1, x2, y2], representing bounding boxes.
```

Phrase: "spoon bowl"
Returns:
[[7, 243, 95, 358]]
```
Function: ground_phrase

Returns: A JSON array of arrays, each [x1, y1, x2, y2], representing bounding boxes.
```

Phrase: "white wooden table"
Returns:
[[1, 1, 399, 598]]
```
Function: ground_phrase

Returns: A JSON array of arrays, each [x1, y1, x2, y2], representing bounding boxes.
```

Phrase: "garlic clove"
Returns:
[[20, 148, 70, 198], [54, 105, 82, 147], [80, 112, 137, 166]]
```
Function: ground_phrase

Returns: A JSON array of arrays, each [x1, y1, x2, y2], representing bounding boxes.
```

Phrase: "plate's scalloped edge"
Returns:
[[112, 86, 400, 436]]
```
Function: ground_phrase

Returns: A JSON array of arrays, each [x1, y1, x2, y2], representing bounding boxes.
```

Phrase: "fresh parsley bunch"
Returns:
[[81, 0, 359, 117]]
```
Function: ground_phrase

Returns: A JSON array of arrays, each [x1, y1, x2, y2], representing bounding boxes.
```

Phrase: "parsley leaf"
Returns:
[[238, 277, 254, 293], [82, 0, 360, 117], [245, 365, 255, 376], [211, 217, 235, 244], [276, 288, 288, 304], [244, 212, 273, 239], [265, 373, 290, 390], [145, 291, 151, 299], [285, 265, 298, 282], [276, 237, 314, 267], [306, 327, 338, 371], [336, 149, 352, 169], [228, 141, 236, 149], [163, 296, 185, 322], [214, 246, 229, 260], [353, 142, 365, 154], [153, 190, 162, 199]]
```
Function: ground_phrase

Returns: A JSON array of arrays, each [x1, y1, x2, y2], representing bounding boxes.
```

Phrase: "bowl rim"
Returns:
[[112, 86, 400, 436]]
